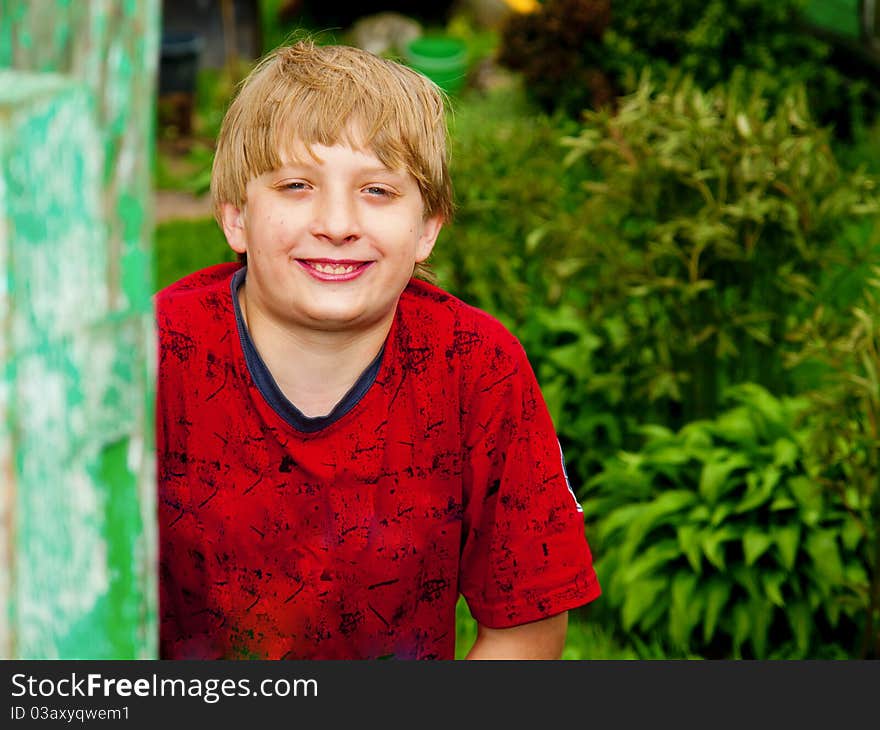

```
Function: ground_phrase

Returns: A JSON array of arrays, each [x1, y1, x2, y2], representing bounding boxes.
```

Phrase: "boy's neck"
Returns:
[[239, 285, 392, 418]]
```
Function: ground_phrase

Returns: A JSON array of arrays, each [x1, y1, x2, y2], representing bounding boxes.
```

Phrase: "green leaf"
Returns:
[[732, 565, 761, 601], [699, 452, 750, 504], [769, 495, 796, 511], [602, 315, 629, 351], [772, 524, 801, 571], [540, 377, 567, 427], [669, 572, 702, 649], [772, 438, 799, 468], [726, 384, 784, 431], [547, 341, 593, 377], [525, 224, 550, 253], [731, 602, 751, 657], [787, 475, 823, 526], [622, 577, 668, 631], [619, 540, 681, 585], [844, 562, 868, 588], [742, 528, 774, 566], [638, 596, 669, 634], [535, 306, 592, 339], [749, 598, 774, 658], [761, 571, 786, 608], [735, 466, 781, 513], [825, 599, 841, 629], [713, 406, 756, 444], [702, 578, 732, 644], [677, 524, 702, 573], [805, 529, 844, 587], [701, 525, 741, 570], [593, 552, 623, 604], [680, 421, 713, 451], [787, 601, 812, 656], [636, 424, 676, 441], [597, 503, 646, 543], [841, 518, 863, 552], [621, 491, 698, 560], [712, 501, 736, 527], [580, 495, 618, 521], [588, 459, 649, 497], [641, 442, 690, 466], [575, 411, 624, 445]]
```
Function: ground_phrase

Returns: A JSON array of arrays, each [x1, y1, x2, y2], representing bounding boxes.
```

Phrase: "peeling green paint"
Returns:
[[0, 2, 158, 658]]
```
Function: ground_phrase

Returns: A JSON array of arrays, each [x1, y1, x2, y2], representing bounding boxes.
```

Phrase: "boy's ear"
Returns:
[[415, 214, 444, 263], [220, 202, 248, 255]]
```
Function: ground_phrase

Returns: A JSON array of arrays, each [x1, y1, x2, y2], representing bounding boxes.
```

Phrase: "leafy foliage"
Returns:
[[606, 0, 876, 137], [497, 0, 876, 138], [582, 384, 866, 658], [498, 0, 614, 116], [787, 275, 880, 658], [434, 85, 624, 481], [436, 75, 879, 490], [561, 75, 879, 426]]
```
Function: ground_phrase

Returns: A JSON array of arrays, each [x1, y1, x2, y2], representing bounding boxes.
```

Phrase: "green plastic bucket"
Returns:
[[404, 36, 468, 94]]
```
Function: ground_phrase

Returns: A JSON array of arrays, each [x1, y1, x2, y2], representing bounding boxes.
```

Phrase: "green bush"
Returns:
[[498, 0, 614, 117], [434, 85, 625, 480], [435, 84, 586, 322], [497, 0, 875, 138], [606, 0, 875, 138], [788, 276, 880, 658], [582, 384, 866, 658], [561, 75, 879, 426], [607, 0, 821, 86], [436, 75, 879, 490]]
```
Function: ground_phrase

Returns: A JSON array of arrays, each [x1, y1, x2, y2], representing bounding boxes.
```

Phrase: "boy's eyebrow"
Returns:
[[274, 161, 408, 179], [357, 165, 404, 177]]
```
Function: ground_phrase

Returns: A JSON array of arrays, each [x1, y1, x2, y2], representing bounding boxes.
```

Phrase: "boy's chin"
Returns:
[[294, 304, 397, 333]]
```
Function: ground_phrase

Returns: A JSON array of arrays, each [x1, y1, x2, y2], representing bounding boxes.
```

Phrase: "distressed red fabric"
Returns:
[[157, 263, 600, 659]]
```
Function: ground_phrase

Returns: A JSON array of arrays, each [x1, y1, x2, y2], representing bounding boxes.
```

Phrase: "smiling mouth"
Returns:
[[296, 259, 372, 281]]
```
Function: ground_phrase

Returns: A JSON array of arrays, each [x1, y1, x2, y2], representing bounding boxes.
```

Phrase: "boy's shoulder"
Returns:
[[156, 262, 241, 304], [399, 278, 521, 352], [154, 262, 242, 326]]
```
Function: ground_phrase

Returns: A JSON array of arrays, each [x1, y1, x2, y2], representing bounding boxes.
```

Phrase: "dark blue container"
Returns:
[[159, 31, 204, 95]]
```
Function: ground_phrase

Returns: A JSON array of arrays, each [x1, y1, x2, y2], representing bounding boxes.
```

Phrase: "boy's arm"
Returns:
[[465, 612, 568, 660], [458, 316, 600, 657]]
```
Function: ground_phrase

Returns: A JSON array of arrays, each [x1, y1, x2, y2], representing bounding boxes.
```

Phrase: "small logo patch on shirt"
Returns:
[[558, 439, 583, 513]]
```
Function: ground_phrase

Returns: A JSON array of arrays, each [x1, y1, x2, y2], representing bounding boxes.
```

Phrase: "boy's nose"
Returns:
[[309, 191, 361, 244]]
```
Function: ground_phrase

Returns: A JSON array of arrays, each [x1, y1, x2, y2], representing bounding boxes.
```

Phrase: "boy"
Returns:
[[156, 41, 600, 660]]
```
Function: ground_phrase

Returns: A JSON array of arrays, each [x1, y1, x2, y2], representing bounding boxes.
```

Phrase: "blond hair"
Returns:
[[211, 41, 453, 277]]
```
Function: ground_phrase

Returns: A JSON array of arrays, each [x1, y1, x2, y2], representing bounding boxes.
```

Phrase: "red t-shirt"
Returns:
[[156, 263, 600, 659]]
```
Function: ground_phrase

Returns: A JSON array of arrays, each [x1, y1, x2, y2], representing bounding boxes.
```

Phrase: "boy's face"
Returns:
[[220, 141, 443, 335]]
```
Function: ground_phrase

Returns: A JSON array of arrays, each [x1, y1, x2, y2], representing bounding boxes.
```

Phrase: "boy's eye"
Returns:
[[364, 186, 394, 197], [284, 182, 308, 190]]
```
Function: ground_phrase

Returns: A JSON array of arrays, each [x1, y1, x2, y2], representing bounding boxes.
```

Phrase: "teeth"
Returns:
[[312, 262, 357, 274]]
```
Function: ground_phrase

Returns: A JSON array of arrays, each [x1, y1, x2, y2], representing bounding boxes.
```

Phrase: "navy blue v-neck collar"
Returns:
[[230, 267, 384, 433]]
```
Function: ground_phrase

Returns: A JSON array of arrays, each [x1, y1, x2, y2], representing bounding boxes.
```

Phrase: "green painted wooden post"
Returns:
[[0, 1, 158, 658]]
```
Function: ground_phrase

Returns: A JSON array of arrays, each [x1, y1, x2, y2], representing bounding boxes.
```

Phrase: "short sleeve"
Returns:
[[458, 322, 601, 628]]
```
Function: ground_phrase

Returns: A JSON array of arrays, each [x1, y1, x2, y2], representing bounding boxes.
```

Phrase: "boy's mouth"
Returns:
[[296, 258, 372, 282]]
